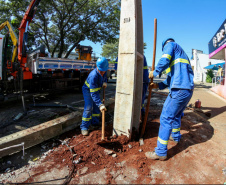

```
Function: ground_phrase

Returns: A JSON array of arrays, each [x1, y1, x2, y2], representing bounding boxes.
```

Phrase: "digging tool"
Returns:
[[139, 18, 157, 145], [96, 87, 112, 145]]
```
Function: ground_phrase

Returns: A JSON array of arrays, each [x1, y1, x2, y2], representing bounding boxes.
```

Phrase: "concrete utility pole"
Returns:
[[113, 0, 143, 138]]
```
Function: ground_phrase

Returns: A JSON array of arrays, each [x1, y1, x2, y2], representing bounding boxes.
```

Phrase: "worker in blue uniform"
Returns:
[[115, 57, 118, 70], [80, 57, 108, 136], [141, 55, 149, 118], [145, 38, 194, 160], [114, 57, 118, 76]]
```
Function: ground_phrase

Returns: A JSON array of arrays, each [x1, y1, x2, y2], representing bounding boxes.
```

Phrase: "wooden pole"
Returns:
[[140, 18, 157, 138]]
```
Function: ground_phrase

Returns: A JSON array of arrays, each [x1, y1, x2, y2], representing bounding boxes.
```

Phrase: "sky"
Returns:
[[81, 0, 226, 67]]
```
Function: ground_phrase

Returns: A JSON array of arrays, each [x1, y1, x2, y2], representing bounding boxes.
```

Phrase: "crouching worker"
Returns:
[[141, 55, 150, 120], [80, 57, 108, 136], [145, 38, 194, 160]]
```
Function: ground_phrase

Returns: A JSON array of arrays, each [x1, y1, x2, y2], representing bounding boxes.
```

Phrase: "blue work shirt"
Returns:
[[83, 68, 107, 107], [153, 42, 194, 90]]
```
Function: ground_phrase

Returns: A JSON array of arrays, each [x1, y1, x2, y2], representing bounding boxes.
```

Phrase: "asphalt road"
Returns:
[[0, 75, 168, 138], [0, 79, 116, 137]]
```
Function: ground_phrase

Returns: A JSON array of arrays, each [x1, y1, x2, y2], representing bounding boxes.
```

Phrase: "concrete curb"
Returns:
[[0, 98, 115, 158]]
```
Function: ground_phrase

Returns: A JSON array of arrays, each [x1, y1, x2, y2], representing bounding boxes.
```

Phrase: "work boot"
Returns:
[[169, 135, 179, 144], [89, 124, 101, 131], [145, 151, 167, 161], [81, 130, 89, 136]]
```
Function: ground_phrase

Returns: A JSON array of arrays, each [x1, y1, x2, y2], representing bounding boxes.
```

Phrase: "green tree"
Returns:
[[0, 0, 120, 58], [206, 69, 214, 83], [0, 1, 11, 23], [0, 1, 34, 47], [101, 40, 119, 61], [143, 42, 147, 52]]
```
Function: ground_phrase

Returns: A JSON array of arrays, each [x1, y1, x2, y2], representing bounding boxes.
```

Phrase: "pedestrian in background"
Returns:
[[146, 38, 194, 160], [80, 57, 108, 136], [217, 65, 223, 84], [217, 65, 223, 77]]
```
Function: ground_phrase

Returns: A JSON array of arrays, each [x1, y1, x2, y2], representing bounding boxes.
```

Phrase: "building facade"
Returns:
[[208, 19, 226, 99], [190, 49, 224, 82]]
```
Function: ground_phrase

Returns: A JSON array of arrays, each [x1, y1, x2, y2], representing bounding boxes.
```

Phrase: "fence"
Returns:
[[212, 76, 225, 87]]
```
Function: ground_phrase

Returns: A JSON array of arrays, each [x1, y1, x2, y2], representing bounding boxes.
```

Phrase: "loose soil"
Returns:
[[0, 90, 225, 184]]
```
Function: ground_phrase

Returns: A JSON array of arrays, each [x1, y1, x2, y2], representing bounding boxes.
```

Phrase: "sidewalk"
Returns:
[[190, 82, 226, 148], [190, 82, 226, 125]]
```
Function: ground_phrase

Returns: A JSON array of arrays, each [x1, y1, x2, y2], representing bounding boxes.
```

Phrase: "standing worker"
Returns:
[[145, 38, 194, 160], [80, 57, 108, 136], [141, 55, 150, 119]]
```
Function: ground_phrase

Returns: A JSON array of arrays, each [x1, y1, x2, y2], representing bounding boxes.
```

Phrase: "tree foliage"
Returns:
[[143, 42, 147, 51], [101, 40, 119, 61], [0, 0, 120, 58], [206, 69, 214, 83]]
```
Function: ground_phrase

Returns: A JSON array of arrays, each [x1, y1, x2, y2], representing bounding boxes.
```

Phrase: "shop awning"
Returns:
[[204, 62, 225, 70]]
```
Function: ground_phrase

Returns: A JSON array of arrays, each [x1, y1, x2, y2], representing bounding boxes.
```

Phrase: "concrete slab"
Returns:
[[78, 169, 107, 184], [113, 166, 138, 184], [0, 98, 115, 158]]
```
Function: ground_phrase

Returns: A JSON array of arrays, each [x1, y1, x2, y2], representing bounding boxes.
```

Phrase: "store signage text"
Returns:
[[213, 23, 226, 47]]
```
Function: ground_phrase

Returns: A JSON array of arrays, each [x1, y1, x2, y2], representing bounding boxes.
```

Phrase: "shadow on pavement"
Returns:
[[142, 107, 214, 160], [199, 105, 226, 120], [167, 111, 214, 160], [194, 83, 212, 89]]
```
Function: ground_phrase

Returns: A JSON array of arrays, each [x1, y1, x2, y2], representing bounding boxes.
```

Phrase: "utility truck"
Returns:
[[0, 0, 115, 101]]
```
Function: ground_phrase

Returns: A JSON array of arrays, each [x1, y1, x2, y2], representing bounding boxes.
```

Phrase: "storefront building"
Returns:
[[190, 49, 224, 82], [208, 19, 226, 99]]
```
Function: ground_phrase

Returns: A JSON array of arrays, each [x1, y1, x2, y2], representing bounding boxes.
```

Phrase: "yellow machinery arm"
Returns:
[[75, 45, 93, 61], [0, 21, 18, 63]]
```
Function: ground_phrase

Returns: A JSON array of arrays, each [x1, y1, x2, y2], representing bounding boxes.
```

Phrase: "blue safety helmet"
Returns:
[[96, 57, 109, 71], [162, 38, 175, 51]]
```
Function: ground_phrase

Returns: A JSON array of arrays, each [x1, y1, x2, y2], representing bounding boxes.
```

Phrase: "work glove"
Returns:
[[150, 82, 159, 89], [103, 82, 107, 88], [99, 104, 107, 112], [149, 71, 154, 79]]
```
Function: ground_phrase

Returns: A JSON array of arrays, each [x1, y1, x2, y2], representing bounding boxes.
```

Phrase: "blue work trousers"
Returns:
[[141, 82, 149, 115], [80, 88, 101, 131], [155, 89, 193, 156]]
